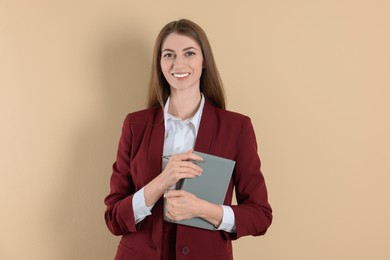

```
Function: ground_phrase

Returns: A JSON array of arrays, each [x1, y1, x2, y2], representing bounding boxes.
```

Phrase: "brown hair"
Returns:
[[147, 19, 226, 109]]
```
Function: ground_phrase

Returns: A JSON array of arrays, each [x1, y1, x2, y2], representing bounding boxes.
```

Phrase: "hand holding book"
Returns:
[[164, 151, 236, 230]]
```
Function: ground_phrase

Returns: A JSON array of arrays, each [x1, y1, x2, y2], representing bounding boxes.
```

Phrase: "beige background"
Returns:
[[1, 0, 389, 259]]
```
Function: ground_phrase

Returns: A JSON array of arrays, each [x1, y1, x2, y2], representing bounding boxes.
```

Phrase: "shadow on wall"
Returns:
[[53, 33, 151, 259]]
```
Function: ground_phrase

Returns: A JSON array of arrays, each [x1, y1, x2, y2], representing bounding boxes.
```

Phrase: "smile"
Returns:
[[172, 73, 190, 78]]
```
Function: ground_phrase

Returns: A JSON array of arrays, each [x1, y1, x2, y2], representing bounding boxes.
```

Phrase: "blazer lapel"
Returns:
[[194, 100, 216, 154], [148, 108, 165, 176], [147, 108, 165, 253]]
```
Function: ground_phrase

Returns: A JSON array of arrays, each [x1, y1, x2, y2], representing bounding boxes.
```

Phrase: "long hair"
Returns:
[[147, 19, 226, 109]]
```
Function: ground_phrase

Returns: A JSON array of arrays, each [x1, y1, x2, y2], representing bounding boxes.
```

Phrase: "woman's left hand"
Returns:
[[164, 190, 224, 227], [164, 190, 203, 221]]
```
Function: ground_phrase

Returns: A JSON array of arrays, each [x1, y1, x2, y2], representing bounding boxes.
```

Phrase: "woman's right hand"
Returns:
[[159, 150, 203, 190], [144, 149, 203, 207]]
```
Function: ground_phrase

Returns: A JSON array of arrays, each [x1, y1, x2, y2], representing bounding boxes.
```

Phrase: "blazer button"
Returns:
[[181, 246, 190, 255]]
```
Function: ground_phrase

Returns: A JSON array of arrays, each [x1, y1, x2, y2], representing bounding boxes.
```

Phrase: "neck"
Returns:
[[168, 89, 201, 119]]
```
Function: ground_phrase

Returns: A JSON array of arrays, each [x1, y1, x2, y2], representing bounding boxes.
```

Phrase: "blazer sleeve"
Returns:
[[230, 116, 273, 239], [104, 114, 138, 236]]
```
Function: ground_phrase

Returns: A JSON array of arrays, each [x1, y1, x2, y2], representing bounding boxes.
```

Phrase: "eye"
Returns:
[[185, 51, 196, 56], [162, 52, 175, 59]]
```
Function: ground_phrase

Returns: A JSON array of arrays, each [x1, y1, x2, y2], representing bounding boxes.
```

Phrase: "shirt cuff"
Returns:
[[216, 205, 236, 233], [132, 187, 154, 224]]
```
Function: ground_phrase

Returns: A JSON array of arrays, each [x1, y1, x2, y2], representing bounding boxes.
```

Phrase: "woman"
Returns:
[[104, 19, 272, 260]]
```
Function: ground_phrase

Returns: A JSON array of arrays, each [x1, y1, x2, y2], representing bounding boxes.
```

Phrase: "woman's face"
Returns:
[[160, 33, 204, 94]]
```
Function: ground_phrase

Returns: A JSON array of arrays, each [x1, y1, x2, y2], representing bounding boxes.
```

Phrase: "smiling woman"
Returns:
[[148, 19, 226, 111], [160, 33, 204, 99], [104, 19, 272, 260]]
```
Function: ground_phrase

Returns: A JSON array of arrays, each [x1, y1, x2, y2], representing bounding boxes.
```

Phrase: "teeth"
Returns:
[[173, 73, 189, 78]]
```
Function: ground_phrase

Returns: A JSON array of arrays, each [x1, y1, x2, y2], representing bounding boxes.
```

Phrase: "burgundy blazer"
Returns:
[[104, 100, 272, 260]]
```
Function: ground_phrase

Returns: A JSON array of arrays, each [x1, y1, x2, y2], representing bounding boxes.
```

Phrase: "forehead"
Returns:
[[161, 33, 201, 51]]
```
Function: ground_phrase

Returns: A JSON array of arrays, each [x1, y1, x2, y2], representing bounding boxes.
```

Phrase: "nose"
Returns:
[[173, 55, 186, 69]]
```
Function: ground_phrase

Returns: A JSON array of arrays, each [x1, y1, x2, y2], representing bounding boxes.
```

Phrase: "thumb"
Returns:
[[164, 189, 184, 198]]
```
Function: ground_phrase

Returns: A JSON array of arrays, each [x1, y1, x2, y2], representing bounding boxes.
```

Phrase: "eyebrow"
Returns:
[[161, 47, 199, 53]]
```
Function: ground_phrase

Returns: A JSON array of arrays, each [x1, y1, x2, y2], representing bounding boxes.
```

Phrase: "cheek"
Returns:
[[160, 62, 170, 75], [195, 57, 204, 70], [194, 60, 204, 74]]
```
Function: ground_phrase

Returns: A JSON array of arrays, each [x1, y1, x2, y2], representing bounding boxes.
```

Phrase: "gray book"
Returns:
[[164, 151, 236, 230]]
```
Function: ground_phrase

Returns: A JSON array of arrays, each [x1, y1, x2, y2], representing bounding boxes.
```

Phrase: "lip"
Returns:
[[172, 72, 190, 79]]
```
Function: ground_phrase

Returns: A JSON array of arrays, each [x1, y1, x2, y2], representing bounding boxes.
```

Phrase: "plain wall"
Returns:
[[1, 1, 389, 259]]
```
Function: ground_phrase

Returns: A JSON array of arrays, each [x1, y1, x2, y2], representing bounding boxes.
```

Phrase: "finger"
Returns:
[[166, 210, 180, 221], [164, 189, 185, 198], [165, 210, 174, 220], [178, 161, 203, 173], [168, 162, 201, 177], [171, 150, 203, 162], [164, 190, 177, 198], [186, 150, 203, 162], [185, 149, 203, 162], [167, 162, 203, 179], [176, 172, 201, 181], [163, 161, 201, 177]]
